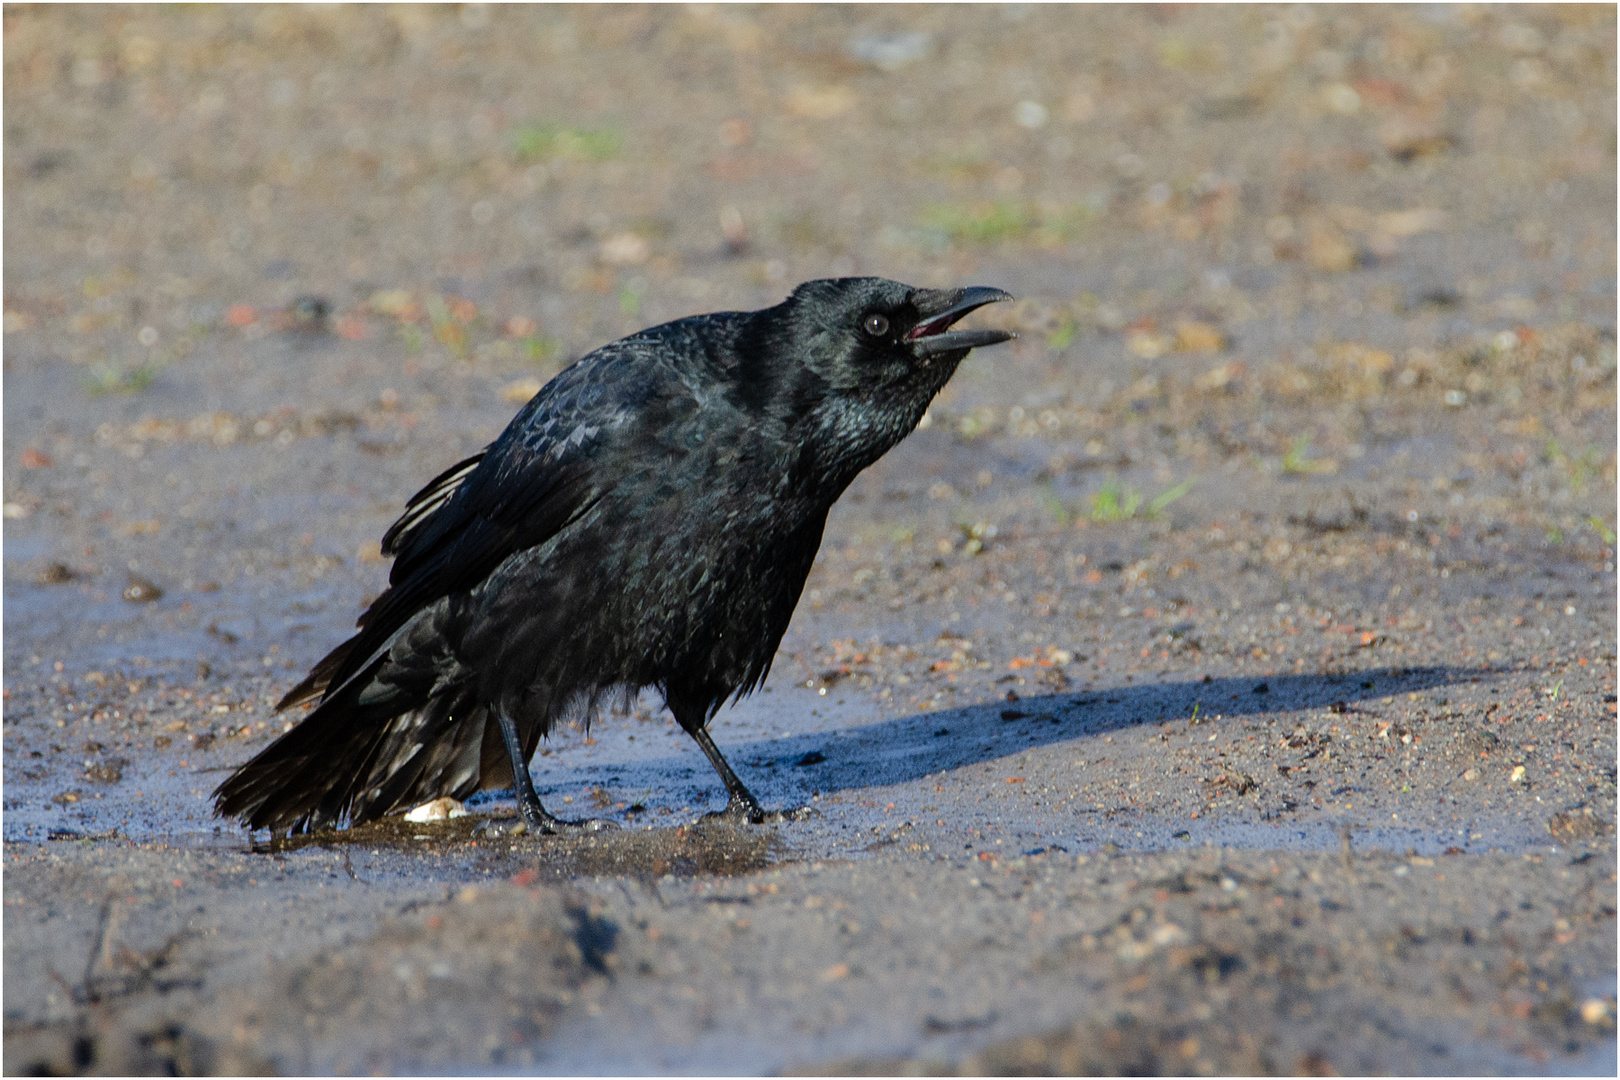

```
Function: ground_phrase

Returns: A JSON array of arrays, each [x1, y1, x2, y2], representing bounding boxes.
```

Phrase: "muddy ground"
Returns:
[[3, 5, 1616, 1075]]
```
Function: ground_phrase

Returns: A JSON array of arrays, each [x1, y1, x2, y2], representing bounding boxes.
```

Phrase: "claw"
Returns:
[[701, 794, 812, 825], [529, 813, 619, 836], [550, 816, 619, 834]]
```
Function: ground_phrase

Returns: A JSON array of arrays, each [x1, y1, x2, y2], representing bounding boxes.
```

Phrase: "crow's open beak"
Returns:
[[907, 286, 1016, 358]]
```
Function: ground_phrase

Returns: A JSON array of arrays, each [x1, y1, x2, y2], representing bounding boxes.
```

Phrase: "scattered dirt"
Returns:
[[5, 5, 1615, 1075]]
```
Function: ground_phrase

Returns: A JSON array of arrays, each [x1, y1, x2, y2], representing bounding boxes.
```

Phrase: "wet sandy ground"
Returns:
[[4, 5, 1616, 1074]]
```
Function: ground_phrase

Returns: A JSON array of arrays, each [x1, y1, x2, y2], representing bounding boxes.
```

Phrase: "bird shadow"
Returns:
[[538, 664, 1489, 807]]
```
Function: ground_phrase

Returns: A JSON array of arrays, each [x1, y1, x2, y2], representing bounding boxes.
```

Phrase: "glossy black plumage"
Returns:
[[214, 277, 1013, 835]]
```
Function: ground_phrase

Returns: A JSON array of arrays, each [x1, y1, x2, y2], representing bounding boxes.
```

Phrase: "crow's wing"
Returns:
[[379, 451, 486, 560], [279, 346, 693, 709]]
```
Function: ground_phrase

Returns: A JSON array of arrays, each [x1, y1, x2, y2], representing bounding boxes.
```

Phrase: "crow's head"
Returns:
[[773, 277, 1015, 397], [747, 277, 1013, 489]]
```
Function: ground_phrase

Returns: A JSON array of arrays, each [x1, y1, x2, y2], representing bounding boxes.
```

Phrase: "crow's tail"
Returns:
[[212, 653, 502, 835]]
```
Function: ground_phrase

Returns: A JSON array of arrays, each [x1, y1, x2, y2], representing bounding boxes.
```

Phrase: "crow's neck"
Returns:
[[794, 376, 947, 502]]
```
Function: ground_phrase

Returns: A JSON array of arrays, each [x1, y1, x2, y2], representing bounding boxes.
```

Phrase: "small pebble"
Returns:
[[285, 296, 330, 332], [1013, 100, 1049, 129], [122, 575, 163, 603], [846, 31, 931, 72], [34, 563, 75, 585]]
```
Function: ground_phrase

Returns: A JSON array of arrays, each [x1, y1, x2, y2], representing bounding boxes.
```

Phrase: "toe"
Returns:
[[702, 802, 811, 825]]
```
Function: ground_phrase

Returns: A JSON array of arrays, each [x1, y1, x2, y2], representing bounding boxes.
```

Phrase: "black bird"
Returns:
[[214, 278, 1014, 835]]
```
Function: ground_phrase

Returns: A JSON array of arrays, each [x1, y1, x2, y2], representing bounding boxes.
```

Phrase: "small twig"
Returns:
[[79, 896, 116, 1003], [46, 964, 80, 1005]]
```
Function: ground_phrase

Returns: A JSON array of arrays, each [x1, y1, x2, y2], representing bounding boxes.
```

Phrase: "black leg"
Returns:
[[687, 725, 766, 820], [684, 724, 811, 825], [495, 709, 615, 834], [496, 708, 558, 832]]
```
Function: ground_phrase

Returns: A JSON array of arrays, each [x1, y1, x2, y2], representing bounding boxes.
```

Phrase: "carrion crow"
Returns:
[[214, 277, 1014, 836]]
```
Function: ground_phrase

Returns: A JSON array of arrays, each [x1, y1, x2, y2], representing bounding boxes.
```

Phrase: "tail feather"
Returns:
[[356, 700, 491, 821], [215, 661, 390, 818], [214, 656, 491, 834], [274, 636, 361, 711]]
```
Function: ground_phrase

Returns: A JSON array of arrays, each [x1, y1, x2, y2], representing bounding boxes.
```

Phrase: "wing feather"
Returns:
[[285, 347, 672, 709], [380, 452, 485, 557]]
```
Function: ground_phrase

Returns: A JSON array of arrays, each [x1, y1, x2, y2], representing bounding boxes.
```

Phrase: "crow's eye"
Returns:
[[862, 313, 890, 338]]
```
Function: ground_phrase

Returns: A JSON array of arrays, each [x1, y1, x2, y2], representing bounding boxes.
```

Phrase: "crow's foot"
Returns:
[[701, 795, 813, 825]]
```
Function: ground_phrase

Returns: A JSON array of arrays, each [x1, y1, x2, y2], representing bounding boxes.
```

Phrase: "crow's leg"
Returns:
[[683, 723, 811, 825], [496, 708, 562, 832], [496, 709, 615, 834]]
